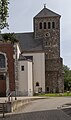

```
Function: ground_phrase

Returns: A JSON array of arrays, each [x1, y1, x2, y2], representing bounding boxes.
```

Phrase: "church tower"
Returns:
[[33, 5, 64, 93]]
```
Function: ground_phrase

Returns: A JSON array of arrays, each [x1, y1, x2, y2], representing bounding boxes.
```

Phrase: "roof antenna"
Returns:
[[44, 4, 46, 8]]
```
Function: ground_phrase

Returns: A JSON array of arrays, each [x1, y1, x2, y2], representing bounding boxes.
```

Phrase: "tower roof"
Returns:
[[34, 6, 61, 18]]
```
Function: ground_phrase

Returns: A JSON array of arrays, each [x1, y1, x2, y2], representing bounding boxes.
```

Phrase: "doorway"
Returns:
[[46, 87, 49, 93], [0, 75, 6, 97]]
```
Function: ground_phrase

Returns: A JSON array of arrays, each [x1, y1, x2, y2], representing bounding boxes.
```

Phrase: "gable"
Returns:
[[34, 8, 61, 18]]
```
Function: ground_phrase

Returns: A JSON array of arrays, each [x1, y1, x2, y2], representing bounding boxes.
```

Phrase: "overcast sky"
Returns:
[[2, 0, 71, 69]]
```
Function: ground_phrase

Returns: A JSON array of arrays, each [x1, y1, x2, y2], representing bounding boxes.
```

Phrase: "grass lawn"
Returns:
[[36, 92, 71, 97]]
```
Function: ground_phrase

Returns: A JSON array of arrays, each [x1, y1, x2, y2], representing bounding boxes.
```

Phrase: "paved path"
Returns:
[[14, 97, 71, 113], [0, 97, 71, 120]]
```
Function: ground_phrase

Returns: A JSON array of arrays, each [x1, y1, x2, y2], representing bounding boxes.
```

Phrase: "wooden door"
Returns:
[[0, 80, 6, 97]]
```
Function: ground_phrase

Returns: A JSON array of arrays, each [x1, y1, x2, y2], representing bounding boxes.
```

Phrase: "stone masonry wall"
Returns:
[[45, 57, 64, 93], [34, 17, 60, 58], [34, 10, 64, 93]]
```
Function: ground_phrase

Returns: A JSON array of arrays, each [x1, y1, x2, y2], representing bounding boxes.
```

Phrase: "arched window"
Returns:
[[52, 22, 55, 29], [44, 22, 46, 29], [0, 54, 5, 68], [48, 22, 51, 29], [39, 22, 42, 29], [36, 82, 39, 86]]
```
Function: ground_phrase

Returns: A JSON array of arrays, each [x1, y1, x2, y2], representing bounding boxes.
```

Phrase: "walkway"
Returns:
[[0, 97, 71, 120]]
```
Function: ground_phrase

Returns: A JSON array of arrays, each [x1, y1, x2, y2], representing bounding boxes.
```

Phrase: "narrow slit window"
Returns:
[[44, 22, 46, 29], [39, 22, 42, 29], [52, 22, 55, 29], [48, 22, 51, 29], [46, 41, 47, 46]]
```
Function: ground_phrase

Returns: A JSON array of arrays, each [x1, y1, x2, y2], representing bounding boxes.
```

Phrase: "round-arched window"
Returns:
[[36, 82, 39, 86], [0, 54, 5, 68]]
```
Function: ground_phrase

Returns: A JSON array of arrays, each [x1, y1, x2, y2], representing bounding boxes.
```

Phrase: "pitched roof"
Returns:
[[0, 32, 43, 52], [34, 7, 61, 18], [15, 32, 43, 52]]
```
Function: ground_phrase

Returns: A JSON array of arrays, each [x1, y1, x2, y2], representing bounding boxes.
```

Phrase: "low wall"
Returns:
[[11, 98, 32, 112], [6, 97, 46, 112]]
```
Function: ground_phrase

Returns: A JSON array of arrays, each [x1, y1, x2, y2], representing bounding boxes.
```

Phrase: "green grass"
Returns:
[[35, 92, 71, 97]]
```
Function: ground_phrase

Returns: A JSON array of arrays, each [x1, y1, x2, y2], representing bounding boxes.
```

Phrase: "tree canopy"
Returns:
[[63, 65, 71, 91], [2, 33, 18, 44], [0, 0, 9, 30]]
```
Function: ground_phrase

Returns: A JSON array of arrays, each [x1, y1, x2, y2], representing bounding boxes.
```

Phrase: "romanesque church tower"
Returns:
[[33, 5, 64, 93]]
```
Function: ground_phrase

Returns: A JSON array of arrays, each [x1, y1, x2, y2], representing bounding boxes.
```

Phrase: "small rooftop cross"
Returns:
[[44, 4, 46, 8]]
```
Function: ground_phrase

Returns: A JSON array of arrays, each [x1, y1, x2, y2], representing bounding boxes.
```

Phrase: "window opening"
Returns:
[[39, 22, 42, 29], [21, 66, 24, 71], [48, 22, 51, 29], [36, 82, 39, 86], [0, 54, 5, 68], [52, 22, 55, 29], [45, 41, 48, 46], [44, 22, 46, 29]]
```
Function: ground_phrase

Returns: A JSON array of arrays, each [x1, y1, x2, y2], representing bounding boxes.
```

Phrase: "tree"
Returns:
[[63, 65, 71, 91], [0, 0, 9, 30], [2, 33, 18, 44]]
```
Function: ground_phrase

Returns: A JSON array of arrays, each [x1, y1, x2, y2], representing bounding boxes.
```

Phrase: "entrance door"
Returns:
[[0, 75, 6, 97]]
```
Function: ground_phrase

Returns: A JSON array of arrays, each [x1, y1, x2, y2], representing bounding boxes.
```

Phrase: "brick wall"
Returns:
[[0, 42, 15, 91]]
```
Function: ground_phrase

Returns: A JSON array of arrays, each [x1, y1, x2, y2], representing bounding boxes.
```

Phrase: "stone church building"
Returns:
[[0, 6, 64, 96]]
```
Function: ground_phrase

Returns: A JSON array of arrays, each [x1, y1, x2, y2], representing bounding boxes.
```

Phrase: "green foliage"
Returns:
[[2, 33, 18, 44], [36, 92, 71, 97], [0, 0, 9, 30], [63, 65, 71, 91]]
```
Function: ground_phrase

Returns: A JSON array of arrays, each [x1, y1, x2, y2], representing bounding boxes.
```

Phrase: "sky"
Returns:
[[2, 0, 71, 69]]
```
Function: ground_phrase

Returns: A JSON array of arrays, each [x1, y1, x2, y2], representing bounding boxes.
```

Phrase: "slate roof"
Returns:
[[15, 32, 43, 52], [34, 7, 61, 18]]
